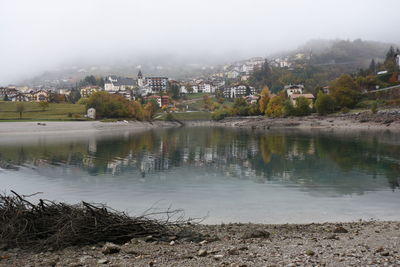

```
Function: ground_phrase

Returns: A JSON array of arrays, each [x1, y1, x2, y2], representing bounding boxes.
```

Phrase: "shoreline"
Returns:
[[185, 110, 400, 131], [0, 120, 180, 136], [2, 220, 399, 266], [0, 110, 399, 136]]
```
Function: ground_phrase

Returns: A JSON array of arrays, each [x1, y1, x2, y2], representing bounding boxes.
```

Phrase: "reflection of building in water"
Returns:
[[204, 147, 214, 163], [82, 155, 95, 168], [286, 140, 316, 160], [88, 139, 97, 154], [140, 154, 155, 174]]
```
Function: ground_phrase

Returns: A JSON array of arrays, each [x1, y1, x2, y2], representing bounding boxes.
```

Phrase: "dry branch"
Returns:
[[0, 192, 200, 251]]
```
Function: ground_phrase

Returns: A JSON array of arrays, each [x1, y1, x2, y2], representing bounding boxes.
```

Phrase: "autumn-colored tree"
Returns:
[[389, 72, 399, 84], [50, 93, 66, 103], [258, 86, 271, 114], [143, 100, 158, 121], [203, 95, 213, 111], [130, 100, 144, 121], [266, 95, 286, 117], [86, 92, 131, 118]]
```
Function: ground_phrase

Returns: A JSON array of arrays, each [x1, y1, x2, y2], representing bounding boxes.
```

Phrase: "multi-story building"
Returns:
[[145, 77, 168, 92], [223, 85, 256, 98], [0, 87, 18, 100], [137, 71, 168, 94], [80, 86, 100, 98]]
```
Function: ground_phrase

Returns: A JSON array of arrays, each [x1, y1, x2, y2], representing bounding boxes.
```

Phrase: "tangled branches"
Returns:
[[0, 191, 196, 251]]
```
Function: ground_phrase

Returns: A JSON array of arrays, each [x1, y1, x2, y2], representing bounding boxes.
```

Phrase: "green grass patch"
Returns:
[[184, 93, 209, 100], [0, 102, 86, 121]]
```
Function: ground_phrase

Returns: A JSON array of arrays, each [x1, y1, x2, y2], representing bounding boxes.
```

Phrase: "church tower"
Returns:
[[137, 70, 144, 87]]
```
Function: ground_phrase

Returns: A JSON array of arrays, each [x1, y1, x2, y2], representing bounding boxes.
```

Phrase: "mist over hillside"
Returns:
[[17, 38, 398, 88]]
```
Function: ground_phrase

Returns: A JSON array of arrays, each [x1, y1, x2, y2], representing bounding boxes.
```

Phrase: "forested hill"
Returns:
[[250, 39, 399, 93], [298, 39, 394, 67]]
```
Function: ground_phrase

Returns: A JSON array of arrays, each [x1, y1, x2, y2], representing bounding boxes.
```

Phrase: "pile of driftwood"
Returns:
[[0, 191, 194, 250]]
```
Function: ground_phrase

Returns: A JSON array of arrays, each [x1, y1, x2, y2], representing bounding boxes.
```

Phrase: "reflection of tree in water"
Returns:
[[0, 128, 399, 193]]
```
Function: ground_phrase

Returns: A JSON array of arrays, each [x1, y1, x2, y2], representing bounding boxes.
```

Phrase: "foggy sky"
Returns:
[[1, 0, 399, 85]]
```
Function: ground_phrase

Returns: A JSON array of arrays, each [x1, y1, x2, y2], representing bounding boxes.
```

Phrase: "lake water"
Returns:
[[0, 127, 399, 224]]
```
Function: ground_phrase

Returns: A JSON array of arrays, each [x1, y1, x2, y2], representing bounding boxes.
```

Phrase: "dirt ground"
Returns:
[[1, 221, 399, 267]]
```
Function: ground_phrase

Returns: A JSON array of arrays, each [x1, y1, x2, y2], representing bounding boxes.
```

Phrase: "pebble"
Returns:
[[242, 229, 270, 239], [198, 249, 207, 257], [228, 247, 240, 255], [306, 250, 315, 256], [97, 258, 109, 264], [199, 240, 208, 245], [214, 254, 224, 260], [102, 242, 121, 255], [333, 226, 349, 233]]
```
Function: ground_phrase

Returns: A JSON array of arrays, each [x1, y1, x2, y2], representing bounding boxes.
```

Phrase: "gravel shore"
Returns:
[[185, 110, 400, 132], [1, 221, 399, 267]]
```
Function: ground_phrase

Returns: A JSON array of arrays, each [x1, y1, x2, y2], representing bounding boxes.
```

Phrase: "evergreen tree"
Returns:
[[368, 59, 376, 74]]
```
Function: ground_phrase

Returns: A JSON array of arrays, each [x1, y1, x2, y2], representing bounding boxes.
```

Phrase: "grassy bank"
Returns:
[[0, 102, 86, 121]]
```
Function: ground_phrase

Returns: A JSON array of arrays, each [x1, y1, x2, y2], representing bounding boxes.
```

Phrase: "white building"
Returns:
[[223, 85, 255, 98], [180, 85, 188, 94], [226, 70, 240, 79], [285, 84, 304, 96], [104, 75, 135, 91], [199, 82, 216, 93], [137, 70, 168, 93]]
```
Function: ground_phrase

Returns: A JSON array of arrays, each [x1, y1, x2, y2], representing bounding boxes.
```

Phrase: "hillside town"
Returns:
[[0, 44, 399, 118]]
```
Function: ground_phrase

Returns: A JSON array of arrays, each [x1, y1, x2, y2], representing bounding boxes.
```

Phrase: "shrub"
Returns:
[[294, 97, 312, 116], [315, 92, 335, 115], [283, 100, 295, 117], [165, 113, 174, 121], [371, 102, 378, 114], [341, 107, 350, 114], [77, 98, 89, 105], [330, 74, 361, 108], [248, 103, 262, 116], [211, 108, 230, 121]]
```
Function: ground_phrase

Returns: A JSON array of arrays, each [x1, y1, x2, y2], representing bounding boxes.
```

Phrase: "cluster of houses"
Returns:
[[79, 72, 170, 105], [1, 52, 322, 108], [0, 87, 50, 102], [210, 57, 265, 82]]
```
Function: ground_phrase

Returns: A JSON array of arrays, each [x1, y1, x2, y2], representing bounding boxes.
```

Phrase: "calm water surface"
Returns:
[[0, 127, 399, 224]]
